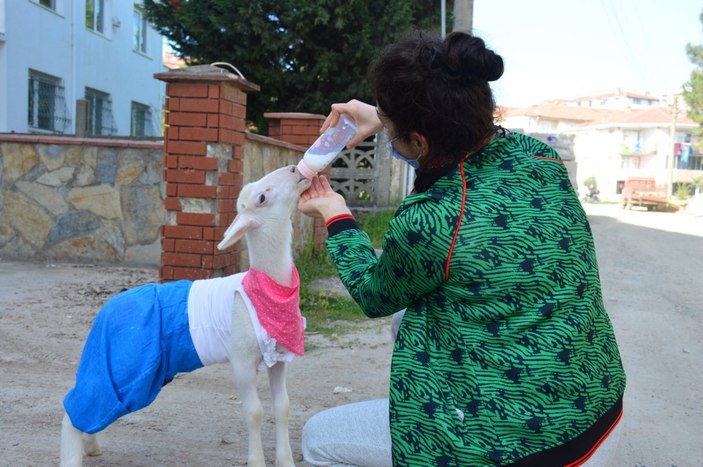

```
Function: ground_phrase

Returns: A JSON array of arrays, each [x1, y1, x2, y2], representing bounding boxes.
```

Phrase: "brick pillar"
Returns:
[[264, 112, 326, 146], [155, 65, 260, 282], [264, 112, 329, 245]]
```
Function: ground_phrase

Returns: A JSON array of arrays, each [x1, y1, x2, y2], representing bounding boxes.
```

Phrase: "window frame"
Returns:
[[28, 70, 70, 133], [133, 5, 148, 54], [130, 101, 152, 137], [85, 0, 106, 34], [39, 0, 56, 10], [85, 87, 116, 136]]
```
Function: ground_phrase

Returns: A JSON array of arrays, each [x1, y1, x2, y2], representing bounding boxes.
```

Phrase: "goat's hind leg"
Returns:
[[268, 362, 294, 467], [82, 432, 102, 457], [61, 412, 103, 467], [61, 413, 84, 467]]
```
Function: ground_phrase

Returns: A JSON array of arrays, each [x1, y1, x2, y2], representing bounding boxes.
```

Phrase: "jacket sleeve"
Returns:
[[325, 196, 450, 318]]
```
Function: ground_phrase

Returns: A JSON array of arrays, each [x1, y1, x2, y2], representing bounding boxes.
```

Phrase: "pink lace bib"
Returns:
[[241, 266, 304, 355]]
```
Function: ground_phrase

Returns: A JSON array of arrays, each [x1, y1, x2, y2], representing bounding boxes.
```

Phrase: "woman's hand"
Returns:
[[320, 100, 383, 148], [298, 176, 352, 221]]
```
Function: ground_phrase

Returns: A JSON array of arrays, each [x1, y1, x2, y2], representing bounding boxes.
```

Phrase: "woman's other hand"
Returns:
[[298, 175, 352, 221]]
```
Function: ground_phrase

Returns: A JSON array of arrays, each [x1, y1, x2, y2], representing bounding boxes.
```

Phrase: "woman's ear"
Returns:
[[409, 131, 430, 157]]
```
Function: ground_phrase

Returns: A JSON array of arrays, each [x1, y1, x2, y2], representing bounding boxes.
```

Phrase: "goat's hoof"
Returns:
[[275, 459, 295, 467], [83, 440, 102, 457]]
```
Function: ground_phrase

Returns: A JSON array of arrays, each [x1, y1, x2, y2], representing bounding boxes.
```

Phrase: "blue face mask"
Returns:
[[386, 133, 422, 170]]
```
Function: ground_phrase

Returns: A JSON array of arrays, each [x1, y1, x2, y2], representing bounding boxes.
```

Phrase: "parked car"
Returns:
[[620, 177, 669, 211]]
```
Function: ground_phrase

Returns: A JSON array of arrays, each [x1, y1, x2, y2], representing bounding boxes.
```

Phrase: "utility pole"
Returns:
[[441, 0, 446, 37], [453, 0, 474, 34], [667, 96, 678, 199]]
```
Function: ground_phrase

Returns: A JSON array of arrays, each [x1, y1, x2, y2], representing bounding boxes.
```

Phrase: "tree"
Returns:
[[683, 9, 703, 124], [144, 0, 445, 131]]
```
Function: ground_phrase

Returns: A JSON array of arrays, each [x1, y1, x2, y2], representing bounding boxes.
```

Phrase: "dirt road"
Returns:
[[0, 203, 701, 466]]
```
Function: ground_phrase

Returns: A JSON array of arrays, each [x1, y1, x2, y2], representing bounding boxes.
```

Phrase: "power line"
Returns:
[[598, 0, 651, 92]]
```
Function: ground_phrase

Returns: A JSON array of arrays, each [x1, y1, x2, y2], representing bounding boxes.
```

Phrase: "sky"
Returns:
[[467, 0, 703, 107]]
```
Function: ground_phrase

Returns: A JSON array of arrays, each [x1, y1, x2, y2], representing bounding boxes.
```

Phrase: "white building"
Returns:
[[0, 0, 164, 136], [501, 92, 702, 201], [552, 91, 663, 110]]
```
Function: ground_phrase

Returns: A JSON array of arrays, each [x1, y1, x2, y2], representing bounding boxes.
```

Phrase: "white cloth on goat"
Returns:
[[187, 272, 297, 367]]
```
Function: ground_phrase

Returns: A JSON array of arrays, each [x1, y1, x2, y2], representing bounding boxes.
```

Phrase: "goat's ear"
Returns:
[[217, 213, 258, 250]]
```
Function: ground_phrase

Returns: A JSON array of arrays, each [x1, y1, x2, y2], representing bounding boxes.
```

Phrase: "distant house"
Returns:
[[0, 0, 165, 137], [500, 91, 702, 200], [554, 91, 663, 110]]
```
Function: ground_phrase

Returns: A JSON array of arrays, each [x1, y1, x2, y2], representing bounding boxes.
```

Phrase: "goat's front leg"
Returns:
[[231, 358, 265, 467], [268, 362, 294, 467]]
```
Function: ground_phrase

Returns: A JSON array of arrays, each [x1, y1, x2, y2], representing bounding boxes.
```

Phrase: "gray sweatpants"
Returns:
[[301, 398, 622, 466], [302, 399, 392, 467]]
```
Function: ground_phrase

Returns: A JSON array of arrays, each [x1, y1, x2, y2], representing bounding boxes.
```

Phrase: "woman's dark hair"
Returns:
[[368, 30, 503, 187]]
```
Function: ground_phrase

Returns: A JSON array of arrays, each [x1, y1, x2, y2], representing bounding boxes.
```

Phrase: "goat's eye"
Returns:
[[259, 194, 266, 204]]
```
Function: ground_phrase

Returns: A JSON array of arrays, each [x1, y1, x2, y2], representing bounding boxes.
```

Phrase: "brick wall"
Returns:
[[155, 65, 259, 281]]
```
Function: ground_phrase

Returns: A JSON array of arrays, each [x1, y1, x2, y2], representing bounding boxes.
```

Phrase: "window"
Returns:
[[28, 70, 70, 133], [86, 0, 105, 33], [85, 88, 116, 135], [131, 101, 152, 136], [32, 0, 64, 15], [621, 156, 640, 169], [622, 130, 641, 155], [1, 0, 5, 38], [133, 5, 147, 53]]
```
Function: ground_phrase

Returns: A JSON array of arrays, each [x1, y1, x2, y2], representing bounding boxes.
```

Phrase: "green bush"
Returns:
[[693, 176, 703, 191], [675, 183, 691, 200], [357, 208, 396, 248]]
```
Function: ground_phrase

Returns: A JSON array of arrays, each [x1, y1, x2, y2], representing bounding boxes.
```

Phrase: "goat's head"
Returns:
[[217, 165, 312, 250]]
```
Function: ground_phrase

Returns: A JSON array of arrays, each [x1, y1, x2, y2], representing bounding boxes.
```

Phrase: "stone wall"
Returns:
[[0, 135, 165, 265], [0, 132, 315, 269]]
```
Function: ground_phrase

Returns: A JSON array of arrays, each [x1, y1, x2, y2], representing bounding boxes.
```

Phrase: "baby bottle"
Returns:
[[296, 114, 357, 179]]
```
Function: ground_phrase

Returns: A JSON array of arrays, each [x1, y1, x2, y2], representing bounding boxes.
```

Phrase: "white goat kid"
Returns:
[[60, 165, 311, 467]]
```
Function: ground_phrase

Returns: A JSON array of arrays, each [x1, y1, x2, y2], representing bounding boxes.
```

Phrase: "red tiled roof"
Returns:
[[555, 91, 661, 103], [502, 103, 607, 122], [163, 49, 187, 70], [579, 107, 698, 127]]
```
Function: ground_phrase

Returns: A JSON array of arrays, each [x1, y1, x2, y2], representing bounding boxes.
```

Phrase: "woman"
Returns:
[[298, 30, 625, 466]]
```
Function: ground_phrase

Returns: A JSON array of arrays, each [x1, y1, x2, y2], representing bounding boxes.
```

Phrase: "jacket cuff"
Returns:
[[326, 214, 359, 236]]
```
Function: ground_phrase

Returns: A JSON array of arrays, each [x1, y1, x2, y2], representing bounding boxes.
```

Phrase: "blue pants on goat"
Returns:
[[63, 280, 204, 434]]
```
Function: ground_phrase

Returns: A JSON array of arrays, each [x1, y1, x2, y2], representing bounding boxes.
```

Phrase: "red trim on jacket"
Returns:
[[325, 213, 355, 228], [444, 162, 468, 281], [565, 407, 623, 467]]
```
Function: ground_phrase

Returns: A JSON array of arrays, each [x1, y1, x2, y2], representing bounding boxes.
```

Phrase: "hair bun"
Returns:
[[442, 32, 504, 82]]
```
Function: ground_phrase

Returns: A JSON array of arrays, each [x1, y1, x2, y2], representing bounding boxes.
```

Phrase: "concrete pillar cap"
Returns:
[[154, 64, 260, 92]]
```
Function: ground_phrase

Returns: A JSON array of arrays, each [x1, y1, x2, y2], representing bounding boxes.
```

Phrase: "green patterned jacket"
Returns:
[[325, 131, 626, 466]]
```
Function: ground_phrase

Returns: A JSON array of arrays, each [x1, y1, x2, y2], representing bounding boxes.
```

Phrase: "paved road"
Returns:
[[583, 203, 702, 466]]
